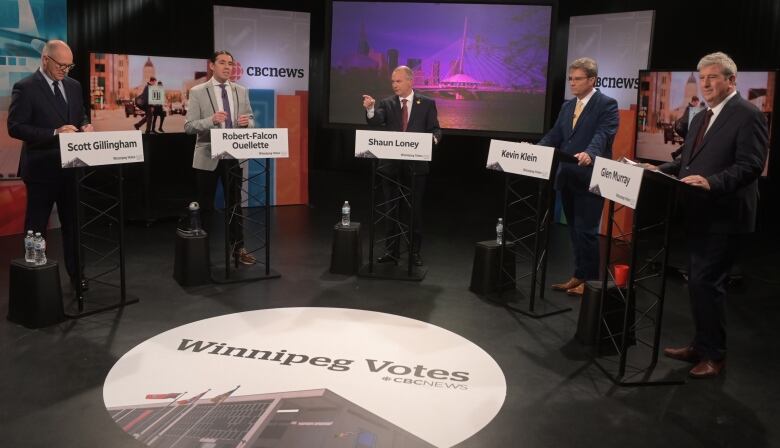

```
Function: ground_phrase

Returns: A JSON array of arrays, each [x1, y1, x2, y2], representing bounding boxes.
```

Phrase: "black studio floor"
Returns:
[[1, 169, 779, 448]]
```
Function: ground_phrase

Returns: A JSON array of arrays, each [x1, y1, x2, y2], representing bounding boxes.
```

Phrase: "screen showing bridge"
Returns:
[[328, 1, 553, 134]]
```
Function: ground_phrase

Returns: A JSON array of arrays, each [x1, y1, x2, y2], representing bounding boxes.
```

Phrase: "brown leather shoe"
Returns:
[[552, 277, 583, 291], [689, 359, 725, 378], [566, 283, 585, 296], [663, 346, 699, 363], [234, 248, 257, 266]]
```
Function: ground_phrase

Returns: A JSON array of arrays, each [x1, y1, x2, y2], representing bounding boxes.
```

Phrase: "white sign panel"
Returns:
[[59, 130, 144, 168], [486, 140, 555, 180], [210, 128, 289, 159], [589, 156, 645, 209], [567, 11, 654, 108], [147, 85, 165, 106], [355, 130, 433, 161]]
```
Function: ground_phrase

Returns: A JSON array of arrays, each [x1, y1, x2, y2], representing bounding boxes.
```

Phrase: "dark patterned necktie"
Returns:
[[52, 81, 67, 118], [691, 109, 714, 157], [219, 84, 233, 128], [401, 98, 408, 132]]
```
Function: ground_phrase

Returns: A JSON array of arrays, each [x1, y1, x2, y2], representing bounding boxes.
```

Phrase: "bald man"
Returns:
[[8, 40, 92, 288]]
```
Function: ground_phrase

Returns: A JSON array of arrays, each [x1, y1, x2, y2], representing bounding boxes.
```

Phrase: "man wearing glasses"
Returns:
[[538, 57, 619, 296], [8, 40, 92, 290]]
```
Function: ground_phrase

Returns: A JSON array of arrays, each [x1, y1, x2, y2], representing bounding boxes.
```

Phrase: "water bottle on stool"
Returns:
[[496, 218, 504, 245], [24, 230, 35, 263], [341, 201, 351, 227], [33, 232, 47, 266]]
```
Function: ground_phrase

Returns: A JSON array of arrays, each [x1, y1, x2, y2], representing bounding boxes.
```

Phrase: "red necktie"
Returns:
[[401, 98, 408, 132], [691, 109, 713, 157]]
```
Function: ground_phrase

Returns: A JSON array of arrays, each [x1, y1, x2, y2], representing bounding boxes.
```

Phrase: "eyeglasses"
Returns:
[[568, 76, 591, 82], [46, 55, 75, 72]]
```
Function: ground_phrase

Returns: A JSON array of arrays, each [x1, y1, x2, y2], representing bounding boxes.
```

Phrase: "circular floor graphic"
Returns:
[[104, 307, 506, 447]]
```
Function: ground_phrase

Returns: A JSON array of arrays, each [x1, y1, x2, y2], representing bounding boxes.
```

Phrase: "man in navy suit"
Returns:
[[651, 52, 768, 378], [538, 57, 619, 296], [7, 40, 92, 287], [362, 66, 442, 267]]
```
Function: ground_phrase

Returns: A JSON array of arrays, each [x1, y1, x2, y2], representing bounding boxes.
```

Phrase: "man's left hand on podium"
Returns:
[[681, 175, 710, 190], [574, 152, 592, 166]]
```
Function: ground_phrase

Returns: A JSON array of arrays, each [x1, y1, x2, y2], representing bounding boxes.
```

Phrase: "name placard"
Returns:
[[210, 128, 289, 159], [355, 130, 433, 161], [486, 140, 555, 180], [588, 156, 645, 209], [59, 130, 144, 168]]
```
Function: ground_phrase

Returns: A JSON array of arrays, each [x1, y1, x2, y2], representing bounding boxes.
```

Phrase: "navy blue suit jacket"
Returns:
[[8, 70, 89, 182], [660, 93, 767, 234], [366, 93, 442, 175], [538, 89, 619, 191]]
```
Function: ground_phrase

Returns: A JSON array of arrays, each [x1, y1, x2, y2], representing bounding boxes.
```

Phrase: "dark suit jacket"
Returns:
[[538, 89, 619, 191], [366, 92, 442, 175], [8, 70, 89, 182], [659, 93, 768, 234]]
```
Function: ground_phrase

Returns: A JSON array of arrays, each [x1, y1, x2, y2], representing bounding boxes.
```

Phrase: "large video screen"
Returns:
[[329, 1, 552, 134], [636, 70, 775, 175], [89, 53, 210, 133]]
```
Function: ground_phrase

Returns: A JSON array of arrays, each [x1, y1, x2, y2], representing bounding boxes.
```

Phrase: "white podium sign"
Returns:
[[588, 156, 645, 209], [486, 140, 555, 180], [210, 128, 289, 159], [148, 85, 165, 106], [355, 130, 432, 161], [59, 130, 144, 168]]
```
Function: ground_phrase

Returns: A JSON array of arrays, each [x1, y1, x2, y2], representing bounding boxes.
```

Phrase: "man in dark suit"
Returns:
[[7, 40, 92, 287], [538, 57, 619, 296], [134, 77, 156, 134], [651, 52, 768, 378], [362, 65, 442, 266]]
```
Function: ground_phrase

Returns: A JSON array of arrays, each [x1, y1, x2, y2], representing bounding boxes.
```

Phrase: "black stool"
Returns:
[[7, 259, 65, 328], [173, 230, 211, 286], [330, 222, 362, 275], [577, 281, 635, 353], [469, 240, 516, 294]]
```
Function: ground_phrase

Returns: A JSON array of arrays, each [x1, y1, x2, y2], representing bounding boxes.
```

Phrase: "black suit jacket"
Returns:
[[660, 93, 768, 234], [8, 70, 89, 182], [366, 92, 442, 175]]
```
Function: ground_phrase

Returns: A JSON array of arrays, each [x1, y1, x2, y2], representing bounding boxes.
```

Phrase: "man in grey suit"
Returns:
[[185, 50, 256, 265], [649, 52, 768, 378]]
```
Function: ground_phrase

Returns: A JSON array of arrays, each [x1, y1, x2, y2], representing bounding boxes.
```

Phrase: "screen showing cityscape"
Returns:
[[636, 70, 775, 175], [328, 1, 553, 134], [88, 53, 211, 133]]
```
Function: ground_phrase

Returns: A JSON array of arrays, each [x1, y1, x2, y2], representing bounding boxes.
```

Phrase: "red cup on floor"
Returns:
[[613, 264, 629, 287]]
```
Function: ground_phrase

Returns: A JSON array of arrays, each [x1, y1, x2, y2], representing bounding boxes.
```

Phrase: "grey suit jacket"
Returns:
[[184, 80, 255, 171]]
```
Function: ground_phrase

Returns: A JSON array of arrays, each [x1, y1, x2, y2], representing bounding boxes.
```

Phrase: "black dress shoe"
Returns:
[[412, 253, 423, 267], [376, 253, 398, 264]]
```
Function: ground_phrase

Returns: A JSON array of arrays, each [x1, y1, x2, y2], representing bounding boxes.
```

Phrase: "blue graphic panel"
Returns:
[[248, 89, 276, 206]]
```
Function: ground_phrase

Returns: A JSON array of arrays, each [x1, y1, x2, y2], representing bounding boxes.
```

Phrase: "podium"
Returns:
[[207, 129, 287, 284], [587, 157, 692, 386], [354, 130, 433, 281], [481, 140, 575, 318], [59, 130, 143, 317]]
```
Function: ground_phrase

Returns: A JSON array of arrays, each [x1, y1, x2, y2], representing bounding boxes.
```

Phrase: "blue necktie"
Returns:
[[52, 80, 67, 118], [219, 84, 233, 128]]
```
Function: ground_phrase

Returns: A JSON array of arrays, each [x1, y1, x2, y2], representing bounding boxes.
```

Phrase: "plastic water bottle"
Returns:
[[341, 201, 351, 227], [496, 218, 504, 245], [33, 232, 47, 266], [24, 230, 35, 263], [188, 202, 203, 235]]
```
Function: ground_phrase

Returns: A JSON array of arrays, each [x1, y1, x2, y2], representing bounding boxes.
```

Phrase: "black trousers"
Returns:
[[686, 232, 739, 361], [559, 185, 604, 280], [195, 160, 244, 249], [24, 171, 78, 277], [379, 162, 425, 256]]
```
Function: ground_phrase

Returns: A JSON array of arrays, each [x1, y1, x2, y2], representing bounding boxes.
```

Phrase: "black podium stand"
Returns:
[[210, 159, 280, 284], [68, 164, 138, 318], [485, 149, 576, 318], [590, 167, 691, 386], [359, 158, 427, 281]]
